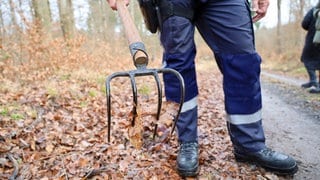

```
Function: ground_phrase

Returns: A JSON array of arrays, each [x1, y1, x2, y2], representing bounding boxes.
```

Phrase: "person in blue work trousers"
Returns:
[[107, 0, 298, 177]]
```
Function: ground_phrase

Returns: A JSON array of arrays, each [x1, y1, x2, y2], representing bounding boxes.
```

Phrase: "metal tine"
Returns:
[[106, 71, 132, 142], [157, 68, 185, 135], [129, 73, 138, 126], [106, 68, 185, 142], [152, 71, 162, 139], [106, 69, 162, 142]]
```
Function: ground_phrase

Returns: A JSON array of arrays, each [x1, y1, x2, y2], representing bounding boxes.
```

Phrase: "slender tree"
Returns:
[[100, 0, 111, 40], [58, 0, 75, 40], [0, 2, 4, 48], [32, 0, 52, 31], [298, 0, 305, 21], [9, 0, 18, 29], [88, 0, 109, 39], [276, 0, 282, 53]]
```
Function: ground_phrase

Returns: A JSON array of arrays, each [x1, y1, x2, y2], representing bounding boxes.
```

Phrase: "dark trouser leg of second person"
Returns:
[[195, 0, 298, 175], [309, 69, 320, 93], [302, 62, 318, 88]]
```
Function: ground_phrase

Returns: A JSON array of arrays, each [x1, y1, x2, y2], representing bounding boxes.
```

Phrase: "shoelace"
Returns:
[[180, 142, 198, 155], [260, 148, 275, 157]]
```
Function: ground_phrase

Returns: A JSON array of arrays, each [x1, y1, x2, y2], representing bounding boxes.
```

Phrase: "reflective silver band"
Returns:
[[181, 96, 198, 113], [227, 109, 262, 125], [162, 61, 167, 68]]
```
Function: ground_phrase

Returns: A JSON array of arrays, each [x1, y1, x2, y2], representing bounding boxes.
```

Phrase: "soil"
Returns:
[[260, 72, 320, 180]]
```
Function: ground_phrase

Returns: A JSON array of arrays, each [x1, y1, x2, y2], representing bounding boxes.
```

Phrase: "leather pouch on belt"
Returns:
[[138, 0, 161, 34]]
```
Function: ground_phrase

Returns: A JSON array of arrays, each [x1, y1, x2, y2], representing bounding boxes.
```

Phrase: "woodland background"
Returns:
[[0, 0, 318, 179], [0, 0, 318, 76]]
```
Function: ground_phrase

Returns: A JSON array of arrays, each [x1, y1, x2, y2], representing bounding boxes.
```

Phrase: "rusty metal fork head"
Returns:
[[105, 43, 185, 142], [106, 0, 185, 143]]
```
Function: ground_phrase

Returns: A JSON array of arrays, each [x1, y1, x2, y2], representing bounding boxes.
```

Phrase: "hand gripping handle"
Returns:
[[116, 0, 148, 69]]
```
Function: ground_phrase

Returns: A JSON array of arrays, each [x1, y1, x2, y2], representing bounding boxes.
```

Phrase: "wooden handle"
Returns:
[[116, 0, 148, 68], [116, 0, 142, 45]]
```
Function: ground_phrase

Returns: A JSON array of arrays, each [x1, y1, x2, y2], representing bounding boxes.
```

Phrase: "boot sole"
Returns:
[[235, 155, 298, 175], [177, 164, 199, 177]]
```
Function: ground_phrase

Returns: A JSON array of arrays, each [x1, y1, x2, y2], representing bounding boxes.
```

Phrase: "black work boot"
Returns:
[[309, 86, 320, 93], [234, 148, 298, 175], [308, 81, 320, 93], [301, 81, 318, 88], [177, 142, 199, 177]]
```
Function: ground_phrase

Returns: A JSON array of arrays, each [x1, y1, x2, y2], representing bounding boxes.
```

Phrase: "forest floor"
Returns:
[[0, 58, 319, 179]]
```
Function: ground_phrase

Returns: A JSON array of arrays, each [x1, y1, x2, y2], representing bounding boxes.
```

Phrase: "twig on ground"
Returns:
[[83, 166, 109, 179], [60, 155, 69, 180], [7, 153, 19, 180]]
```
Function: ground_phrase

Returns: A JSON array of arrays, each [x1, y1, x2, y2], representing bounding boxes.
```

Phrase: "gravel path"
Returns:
[[261, 71, 320, 180]]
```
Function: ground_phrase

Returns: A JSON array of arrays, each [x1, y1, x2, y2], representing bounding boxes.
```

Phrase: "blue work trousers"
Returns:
[[160, 0, 265, 153]]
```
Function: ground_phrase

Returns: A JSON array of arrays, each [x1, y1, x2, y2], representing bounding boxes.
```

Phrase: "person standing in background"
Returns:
[[301, 1, 320, 94]]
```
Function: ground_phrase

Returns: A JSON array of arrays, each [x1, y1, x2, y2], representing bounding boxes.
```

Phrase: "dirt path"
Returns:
[[261, 72, 320, 180]]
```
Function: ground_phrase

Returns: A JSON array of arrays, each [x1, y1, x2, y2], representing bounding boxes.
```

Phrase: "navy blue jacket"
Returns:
[[301, 8, 320, 62]]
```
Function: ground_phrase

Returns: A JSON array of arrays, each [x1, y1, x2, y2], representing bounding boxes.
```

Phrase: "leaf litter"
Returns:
[[0, 58, 282, 179]]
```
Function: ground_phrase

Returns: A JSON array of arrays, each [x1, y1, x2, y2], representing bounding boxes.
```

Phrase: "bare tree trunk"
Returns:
[[298, 0, 305, 22], [58, 0, 75, 40], [9, 0, 18, 29], [88, 0, 115, 41], [100, 0, 110, 40], [276, 0, 282, 53], [32, 0, 52, 32], [288, 0, 306, 23], [0, 2, 4, 48], [88, 0, 105, 38]]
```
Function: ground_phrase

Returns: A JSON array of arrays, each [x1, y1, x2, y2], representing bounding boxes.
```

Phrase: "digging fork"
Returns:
[[106, 0, 185, 142]]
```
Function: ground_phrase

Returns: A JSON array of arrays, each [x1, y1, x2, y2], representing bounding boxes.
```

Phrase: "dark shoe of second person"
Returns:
[[234, 148, 298, 175], [301, 82, 318, 88], [176, 142, 199, 177], [309, 87, 320, 94]]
